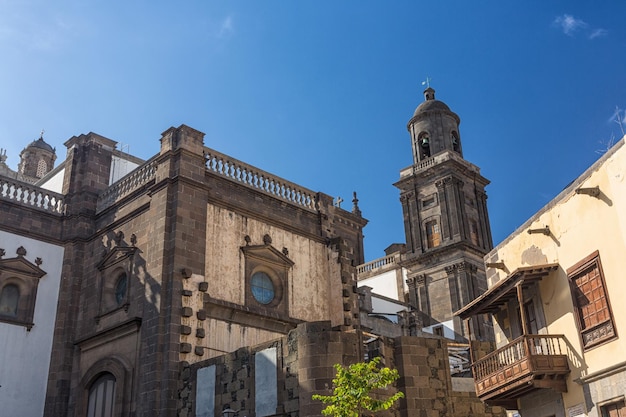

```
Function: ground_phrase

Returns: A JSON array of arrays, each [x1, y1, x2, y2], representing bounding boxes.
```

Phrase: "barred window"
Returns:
[[568, 251, 616, 350]]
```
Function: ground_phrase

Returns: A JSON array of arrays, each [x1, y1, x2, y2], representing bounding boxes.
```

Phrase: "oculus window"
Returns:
[[251, 272, 275, 305], [241, 235, 294, 315]]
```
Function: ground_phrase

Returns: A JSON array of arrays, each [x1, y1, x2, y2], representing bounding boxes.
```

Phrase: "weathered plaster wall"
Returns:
[[485, 139, 626, 414], [204, 204, 335, 322]]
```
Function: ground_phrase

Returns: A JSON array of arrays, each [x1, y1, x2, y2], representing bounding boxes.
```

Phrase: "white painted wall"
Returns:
[[358, 269, 400, 300], [39, 167, 65, 193], [0, 230, 64, 417], [109, 155, 140, 184], [422, 319, 456, 339], [370, 295, 408, 323]]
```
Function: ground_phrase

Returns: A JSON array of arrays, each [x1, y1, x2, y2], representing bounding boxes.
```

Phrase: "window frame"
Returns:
[[86, 373, 117, 417], [425, 218, 441, 249], [600, 397, 625, 417], [567, 251, 617, 351], [0, 283, 20, 317], [0, 248, 46, 330]]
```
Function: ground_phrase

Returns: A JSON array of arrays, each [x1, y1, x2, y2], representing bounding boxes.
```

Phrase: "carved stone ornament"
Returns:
[[114, 231, 124, 246]]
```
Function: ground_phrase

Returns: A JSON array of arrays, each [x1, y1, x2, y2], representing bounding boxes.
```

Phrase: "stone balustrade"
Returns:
[[0, 176, 65, 214], [204, 147, 317, 211], [96, 157, 157, 213], [400, 150, 482, 178], [357, 254, 399, 275]]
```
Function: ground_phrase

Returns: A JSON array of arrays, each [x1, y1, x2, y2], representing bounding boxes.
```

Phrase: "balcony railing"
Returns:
[[472, 334, 570, 405]]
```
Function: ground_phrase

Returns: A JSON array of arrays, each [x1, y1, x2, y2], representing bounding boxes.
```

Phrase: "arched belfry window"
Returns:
[[418, 132, 431, 159], [0, 284, 19, 317], [451, 132, 460, 153], [87, 373, 116, 417]]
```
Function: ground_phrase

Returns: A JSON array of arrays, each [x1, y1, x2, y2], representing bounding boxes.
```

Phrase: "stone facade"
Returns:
[[1, 124, 369, 416], [182, 321, 504, 417]]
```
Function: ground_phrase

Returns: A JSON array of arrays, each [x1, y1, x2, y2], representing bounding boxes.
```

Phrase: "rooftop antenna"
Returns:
[[421, 76, 432, 89]]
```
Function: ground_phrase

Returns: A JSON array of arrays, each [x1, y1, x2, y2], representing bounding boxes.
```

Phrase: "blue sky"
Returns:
[[1, 1, 625, 261]]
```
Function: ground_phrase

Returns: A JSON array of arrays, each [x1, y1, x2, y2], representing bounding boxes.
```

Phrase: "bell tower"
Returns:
[[17, 133, 56, 181], [396, 87, 493, 342]]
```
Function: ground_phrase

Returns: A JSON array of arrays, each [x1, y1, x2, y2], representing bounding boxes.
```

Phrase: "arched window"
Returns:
[[87, 373, 116, 417], [418, 132, 431, 159], [36, 159, 48, 178], [0, 284, 19, 317]]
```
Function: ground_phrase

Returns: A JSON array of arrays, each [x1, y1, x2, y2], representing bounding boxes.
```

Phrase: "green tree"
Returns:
[[312, 357, 405, 417]]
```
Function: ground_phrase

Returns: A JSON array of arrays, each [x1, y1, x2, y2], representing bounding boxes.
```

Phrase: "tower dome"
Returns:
[[407, 87, 462, 164], [25, 137, 55, 153], [18, 132, 56, 180]]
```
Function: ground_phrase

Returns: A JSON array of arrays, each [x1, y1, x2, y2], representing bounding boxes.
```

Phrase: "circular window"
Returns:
[[250, 272, 275, 305], [115, 273, 127, 306]]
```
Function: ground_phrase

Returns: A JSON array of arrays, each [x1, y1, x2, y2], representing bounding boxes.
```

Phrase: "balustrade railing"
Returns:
[[204, 147, 316, 211], [0, 176, 65, 214], [403, 150, 482, 177], [96, 157, 157, 213], [357, 254, 399, 275], [472, 334, 567, 382]]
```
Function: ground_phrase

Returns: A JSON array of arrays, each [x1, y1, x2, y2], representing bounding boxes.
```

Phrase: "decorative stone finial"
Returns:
[[263, 234, 272, 245], [351, 192, 362, 217], [16, 246, 27, 257], [114, 231, 124, 246]]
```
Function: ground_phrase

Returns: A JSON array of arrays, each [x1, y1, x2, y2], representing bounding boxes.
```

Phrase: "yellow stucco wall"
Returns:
[[486, 138, 626, 411]]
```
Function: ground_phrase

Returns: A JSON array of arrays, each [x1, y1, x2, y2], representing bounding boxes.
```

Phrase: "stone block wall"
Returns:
[[181, 322, 505, 417], [395, 336, 504, 417]]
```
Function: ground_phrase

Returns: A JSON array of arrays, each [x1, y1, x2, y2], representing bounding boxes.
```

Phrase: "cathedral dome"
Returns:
[[26, 137, 54, 153]]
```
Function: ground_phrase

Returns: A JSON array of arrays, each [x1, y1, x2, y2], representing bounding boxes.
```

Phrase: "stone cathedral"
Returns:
[[0, 88, 502, 417]]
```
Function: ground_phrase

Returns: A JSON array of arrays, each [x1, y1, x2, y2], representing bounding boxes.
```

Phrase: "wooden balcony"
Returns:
[[472, 335, 570, 407]]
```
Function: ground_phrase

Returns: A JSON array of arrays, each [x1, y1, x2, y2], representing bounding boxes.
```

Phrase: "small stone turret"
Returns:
[[18, 133, 57, 180]]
